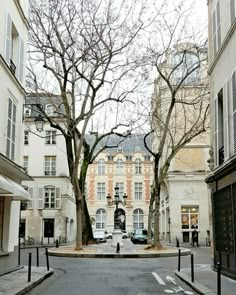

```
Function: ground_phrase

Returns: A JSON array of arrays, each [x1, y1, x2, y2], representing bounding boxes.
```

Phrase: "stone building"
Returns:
[[0, 0, 31, 273], [206, 0, 236, 278]]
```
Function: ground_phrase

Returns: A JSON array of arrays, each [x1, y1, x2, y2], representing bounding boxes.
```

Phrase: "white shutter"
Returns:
[[214, 97, 219, 165], [212, 10, 217, 57], [55, 187, 61, 209], [38, 187, 44, 209], [216, 1, 221, 50], [223, 83, 229, 159], [28, 187, 34, 209], [5, 13, 12, 64], [18, 38, 24, 83], [232, 71, 236, 153]]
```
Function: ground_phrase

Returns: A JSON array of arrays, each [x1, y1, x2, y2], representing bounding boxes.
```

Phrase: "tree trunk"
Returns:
[[75, 199, 83, 250], [82, 195, 94, 245], [147, 195, 154, 244]]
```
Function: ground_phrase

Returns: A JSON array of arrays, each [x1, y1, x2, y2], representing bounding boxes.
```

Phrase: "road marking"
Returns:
[[152, 272, 166, 285], [166, 275, 177, 285]]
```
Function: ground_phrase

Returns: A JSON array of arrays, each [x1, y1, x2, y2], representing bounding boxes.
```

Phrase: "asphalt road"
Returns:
[[22, 246, 211, 295]]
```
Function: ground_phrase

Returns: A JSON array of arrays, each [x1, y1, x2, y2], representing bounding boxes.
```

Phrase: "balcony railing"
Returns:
[[10, 59, 16, 75], [218, 146, 224, 165]]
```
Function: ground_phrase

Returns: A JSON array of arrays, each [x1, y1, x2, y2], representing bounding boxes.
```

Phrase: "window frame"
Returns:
[[97, 182, 106, 201], [44, 156, 56, 176], [134, 182, 143, 200]]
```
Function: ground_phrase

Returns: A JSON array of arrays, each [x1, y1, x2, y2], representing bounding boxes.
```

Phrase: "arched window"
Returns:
[[133, 208, 144, 229], [135, 158, 142, 174], [116, 159, 124, 174], [97, 159, 105, 175], [96, 208, 106, 229], [174, 52, 200, 85]]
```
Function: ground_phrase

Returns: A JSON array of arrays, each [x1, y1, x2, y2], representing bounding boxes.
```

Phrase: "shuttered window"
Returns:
[[6, 98, 16, 161], [18, 38, 24, 83], [5, 13, 11, 64], [212, 1, 221, 57], [232, 71, 236, 152]]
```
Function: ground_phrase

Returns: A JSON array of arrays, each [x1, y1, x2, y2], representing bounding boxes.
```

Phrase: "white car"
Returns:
[[93, 230, 107, 243], [121, 230, 128, 239], [105, 231, 113, 239]]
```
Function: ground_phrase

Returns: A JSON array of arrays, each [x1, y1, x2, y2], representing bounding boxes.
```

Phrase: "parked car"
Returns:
[[121, 230, 128, 239], [105, 231, 113, 239], [93, 230, 107, 243], [131, 229, 148, 244]]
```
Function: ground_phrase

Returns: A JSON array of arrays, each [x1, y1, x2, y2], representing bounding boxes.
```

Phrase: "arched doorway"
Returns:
[[114, 208, 126, 230]]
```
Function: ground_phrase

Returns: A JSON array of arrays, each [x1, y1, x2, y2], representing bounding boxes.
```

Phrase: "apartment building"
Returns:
[[86, 135, 153, 234], [206, 0, 236, 278], [0, 0, 31, 273], [22, 95, 76, 245], [152, 43, 211, 246]]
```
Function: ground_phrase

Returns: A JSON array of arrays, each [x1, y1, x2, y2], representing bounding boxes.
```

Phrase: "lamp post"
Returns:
[[34, 115, 45, 132], [107, 185, 127, 247], [168, 217, 171, 244]]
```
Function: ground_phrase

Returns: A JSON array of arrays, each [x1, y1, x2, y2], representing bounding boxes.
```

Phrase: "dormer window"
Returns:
[[45, 104, 55, 116], [117, 147, 123, 152]]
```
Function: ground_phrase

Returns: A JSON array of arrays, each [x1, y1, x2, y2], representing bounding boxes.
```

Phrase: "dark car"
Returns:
[[131, 229, 148, 244]]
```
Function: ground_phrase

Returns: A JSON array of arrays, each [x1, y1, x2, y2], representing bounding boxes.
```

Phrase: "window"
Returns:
[[44, 156, 56, 175], [135, 158, 142, 174], [117, 147, 123, 152], [181, 206, 199, 230], [174, 52, 200, 85], [23, 156, 28, 173], [133, 209, 144, 229], [45, 130, 56, 144], [23, 186, 33, 209], [107, 155, 113, 161], [19, 220, 26, 238], [97, 182, 105, 200], [126, 155, 132, 161], [42, 186, 61, 209], [24, 130, 29, 145], [116, 159, 124, 174], [97, 159, 105, 175], [134, 182, 142, 200], [45, 104, 55, 116], [214, 89, 224, 165], [24, 105, 31, 117], [43, 219, 54, 238], [96, 208, 106, 229], [5, 13, 24, 82], [115, 182, 124, 198], [212, 1, 221, 57], [6, 98, 16, 160], [144, 155, 151, 161]]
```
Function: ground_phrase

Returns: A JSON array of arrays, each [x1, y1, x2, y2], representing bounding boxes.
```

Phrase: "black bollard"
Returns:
[[56, 239, 59, 248], [36, 247, 39, 267], [176, 237, 180, 248], [45, 247, 50, 271], [116, 242, 120, 253], [178, 249, 181, 272], [217, 262, 221, 295], [28, 253, 32, 282], [191, 253, 194, 282]]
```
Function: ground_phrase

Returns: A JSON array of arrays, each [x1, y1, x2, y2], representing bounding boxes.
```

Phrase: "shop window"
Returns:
[[181, 206, 199, 230], [44, 218, 54, 238]]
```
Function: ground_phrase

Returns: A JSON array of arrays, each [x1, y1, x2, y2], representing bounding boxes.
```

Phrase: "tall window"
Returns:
[[6, 98, 16, 160], [97, 159, 105, 175], [134, 182, 142, 200], [43, 219, 54, 238], [212, 1, 221, 57], [44, 156, 56, 176], [116, 159, 124, 174], [214, 89, 224, 165], [24, 130, 29, 145], [133, 209, 144, 229], [181, 206, 199, 229], [23, 156, 28, 173], [45, 130, 56, 144], [96, 208, 106, 229], [115, 182, 124, 198], [97, 182, 105, 200], [43, 186, 60, 209], [135, 158, 142, 174]]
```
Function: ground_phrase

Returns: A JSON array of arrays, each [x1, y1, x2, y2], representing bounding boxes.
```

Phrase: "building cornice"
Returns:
[[208, 20, 236, 75], [14, 0, 30, 29]]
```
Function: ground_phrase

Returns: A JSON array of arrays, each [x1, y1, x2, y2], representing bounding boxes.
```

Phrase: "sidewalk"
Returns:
[[1, 240, 236, 295]]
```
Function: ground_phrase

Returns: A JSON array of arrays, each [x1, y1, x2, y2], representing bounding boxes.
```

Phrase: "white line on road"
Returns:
[[152, 272, 166, 285]]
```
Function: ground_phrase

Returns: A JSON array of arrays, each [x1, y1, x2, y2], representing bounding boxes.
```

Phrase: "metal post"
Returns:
[[168, 218, 171, 244], [36, 247, 39, 267], [178, 249, 181, 272], [116, 242, 120, 253], [28, 253, 32, 282], [217, 262, 221, 295], [191, 253, 194, 282], [18, 235, 21, 266], [45, 247, 50, 271]]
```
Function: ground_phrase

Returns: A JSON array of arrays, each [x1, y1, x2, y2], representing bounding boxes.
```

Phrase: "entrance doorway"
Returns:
[[114, 208, 126, 230]]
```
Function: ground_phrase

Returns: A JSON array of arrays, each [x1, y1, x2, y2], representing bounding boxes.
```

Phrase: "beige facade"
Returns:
[[206, 0, 236, 278], [86, 135, 153, 234], [152, 43, 211, 245]]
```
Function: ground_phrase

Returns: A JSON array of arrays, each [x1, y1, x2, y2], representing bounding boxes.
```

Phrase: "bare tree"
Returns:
[[142, 1, 209, 249], [27, 0, 147, 249]]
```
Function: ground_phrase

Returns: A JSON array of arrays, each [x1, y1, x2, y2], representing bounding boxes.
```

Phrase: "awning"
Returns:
[[0, 174, 30, 200]]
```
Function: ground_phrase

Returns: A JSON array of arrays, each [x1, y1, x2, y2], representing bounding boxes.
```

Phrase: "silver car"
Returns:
[[93, 230, 107, 243]]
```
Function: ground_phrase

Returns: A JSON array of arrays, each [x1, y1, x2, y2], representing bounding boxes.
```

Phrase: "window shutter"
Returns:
[[38, 187, 44, 209], [5, 13, 12, 64], [232, 71, 236, 152], [28, 187, 34, 209], [214, 97, 219, 165], [216, 1, 221, 50], [18, 38, 24, 83], [55, 187, 61, 209], [223, 84, 229, 159], [212, 10, 217, 57]]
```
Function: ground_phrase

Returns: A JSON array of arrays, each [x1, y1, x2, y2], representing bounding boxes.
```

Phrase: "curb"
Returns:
[[175, 271, 216, 295], [15, 269, 54, 295]]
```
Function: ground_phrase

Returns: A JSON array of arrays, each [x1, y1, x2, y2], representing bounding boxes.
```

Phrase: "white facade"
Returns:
[[22, 97, 76, 245], [0, 0, 30, 273]]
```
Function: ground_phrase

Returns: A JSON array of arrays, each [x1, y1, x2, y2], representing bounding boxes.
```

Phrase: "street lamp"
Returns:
[[107, 185, 127, 230], [34, 115, 45, 132]]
